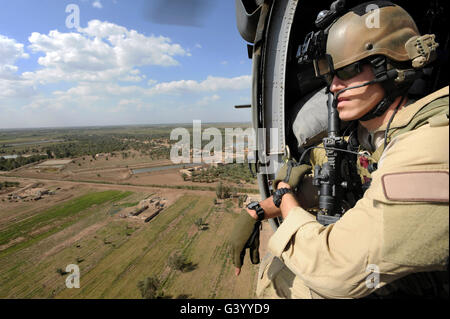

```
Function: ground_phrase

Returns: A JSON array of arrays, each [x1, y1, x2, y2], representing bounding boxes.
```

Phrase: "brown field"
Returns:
[[0, 149, 266, 299], [5, 151, 257, 190]]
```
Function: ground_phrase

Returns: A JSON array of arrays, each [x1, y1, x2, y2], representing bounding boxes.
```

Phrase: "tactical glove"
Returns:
[[273, 161, 312, 190], [230, 210, 261, 269]]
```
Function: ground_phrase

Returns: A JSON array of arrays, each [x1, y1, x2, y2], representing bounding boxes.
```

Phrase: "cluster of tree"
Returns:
[[0, 181, 20, 190], [0, 155, 48, 171], [141, 146, 171, 160], [1, 131, 172, 162], [41, 134, 171, 160], [215, 183, 248, 209], [167, 251, 196, 273], [0, 147, 42, 155], [194, 217, 208, 230], [56, 268, 68, 276], [0, 126, 246, 172], [168, 252, 189, 271], [189, 170, 215, 183], [188, 163, 256, 184], [137, 276, 164, 299], [216, 181, 233, 199], [44, 135, 129, 159]]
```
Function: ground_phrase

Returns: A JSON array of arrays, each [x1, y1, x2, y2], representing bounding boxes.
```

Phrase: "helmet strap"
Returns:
[[357, 92, 396, 121], [357, 57, 413, 121]]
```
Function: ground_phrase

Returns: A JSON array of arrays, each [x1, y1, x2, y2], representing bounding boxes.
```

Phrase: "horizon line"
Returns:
[[0, 121, 253, 131]]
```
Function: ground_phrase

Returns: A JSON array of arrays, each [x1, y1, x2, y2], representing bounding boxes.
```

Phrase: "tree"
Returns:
[[194, 218, 203, 230], [168, 251, 188, 271], [56, 268, 68, 276], [238, 195, 244, 208], [216, 182, 224, 199], [222, 185, 231, 199], [137, 276, 163, 299]]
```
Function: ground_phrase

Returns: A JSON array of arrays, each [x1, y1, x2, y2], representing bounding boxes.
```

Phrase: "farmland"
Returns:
[[0, 124, 266, 299], [0, 188, 264, 299]]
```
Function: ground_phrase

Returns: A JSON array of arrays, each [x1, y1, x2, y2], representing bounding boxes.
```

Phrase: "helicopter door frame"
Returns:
[[252, 0, 299, 231]]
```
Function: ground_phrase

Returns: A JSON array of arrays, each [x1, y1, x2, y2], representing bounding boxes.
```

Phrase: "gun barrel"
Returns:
[[327, 93, 340, 136]]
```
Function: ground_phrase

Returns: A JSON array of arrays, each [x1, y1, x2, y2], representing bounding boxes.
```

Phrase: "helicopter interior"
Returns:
[[284, 0, 449, 162]]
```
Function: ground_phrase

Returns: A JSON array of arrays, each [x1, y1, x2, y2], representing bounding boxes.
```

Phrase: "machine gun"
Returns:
[[311, 92, 364, 225]]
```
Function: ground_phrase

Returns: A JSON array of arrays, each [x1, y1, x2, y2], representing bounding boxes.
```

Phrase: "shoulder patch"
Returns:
[[382, 171, 449, 202]]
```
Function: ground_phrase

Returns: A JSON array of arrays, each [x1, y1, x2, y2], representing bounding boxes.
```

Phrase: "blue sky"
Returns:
[[0, 0, 252, 128]]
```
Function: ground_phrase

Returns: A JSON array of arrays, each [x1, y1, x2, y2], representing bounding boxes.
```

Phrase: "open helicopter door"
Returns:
[[236, 0, 329, 231], [236, 0, 449, 232], [251, 0, 299, 231], [237, 0, 297, 231]]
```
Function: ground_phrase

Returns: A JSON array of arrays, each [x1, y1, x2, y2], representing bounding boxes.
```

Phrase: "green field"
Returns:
[[0, 190, 132, 258], [0, 191, 258, 299]]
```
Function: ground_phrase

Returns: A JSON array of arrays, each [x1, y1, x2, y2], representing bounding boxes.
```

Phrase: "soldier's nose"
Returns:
[[330, 75, 346, 94]]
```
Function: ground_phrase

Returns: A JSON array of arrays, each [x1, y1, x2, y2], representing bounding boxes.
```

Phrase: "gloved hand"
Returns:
[[273, 160, 312, 190], [230, 210, 261, 274]]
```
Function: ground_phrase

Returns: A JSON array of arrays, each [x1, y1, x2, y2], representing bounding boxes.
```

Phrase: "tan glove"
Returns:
[[229, 210, 261, 269], [273, 160, 312, 190]]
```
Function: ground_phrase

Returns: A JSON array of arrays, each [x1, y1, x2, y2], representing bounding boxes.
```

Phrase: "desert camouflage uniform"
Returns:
[[257, 87, 449, 299]]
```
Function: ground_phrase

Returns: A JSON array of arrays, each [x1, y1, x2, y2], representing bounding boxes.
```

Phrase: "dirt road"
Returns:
[[1, 174, 217, 196]]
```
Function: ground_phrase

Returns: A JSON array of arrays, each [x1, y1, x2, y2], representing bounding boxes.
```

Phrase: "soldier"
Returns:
[[230, 1, 448, 298]]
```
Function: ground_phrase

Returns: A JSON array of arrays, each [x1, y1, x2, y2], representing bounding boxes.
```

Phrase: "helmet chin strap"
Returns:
[[357, 92, 397, 122]]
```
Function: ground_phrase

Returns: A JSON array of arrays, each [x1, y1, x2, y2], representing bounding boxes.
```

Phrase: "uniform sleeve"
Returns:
[[268, 124, 449, 299]]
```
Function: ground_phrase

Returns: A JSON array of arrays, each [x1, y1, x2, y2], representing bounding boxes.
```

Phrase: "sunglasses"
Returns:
[[314, 55, 366, 84], [335, 61, 365, 80], [324, 61, 366, 84]]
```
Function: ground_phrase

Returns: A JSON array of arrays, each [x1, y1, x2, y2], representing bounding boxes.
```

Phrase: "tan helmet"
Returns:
[[317, 2, 438, 76], [313, 1, 440, 122]]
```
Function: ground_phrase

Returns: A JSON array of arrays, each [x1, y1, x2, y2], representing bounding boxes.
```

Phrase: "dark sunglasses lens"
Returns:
[[336, 63, 362, 80]]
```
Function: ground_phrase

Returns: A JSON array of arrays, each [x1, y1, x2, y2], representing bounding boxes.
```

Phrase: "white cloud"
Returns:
[[1, 24, 250, 125], [111, 98, 145, 112], [148, 75, 251, 95], [31, 75, 250, 105], [22, 89, 101, 111], [81, 20, 187, 67], [0, 78, 36, 99], [92, 1, 103, 9], [16, 74, 250, 118], [0, 35, 29, 79], [0, 35, 36, 99], [0, 20, 253, 127], [54, 82, 145, 98], [23, 20, 188, 84], [197, 94, 220, 106]]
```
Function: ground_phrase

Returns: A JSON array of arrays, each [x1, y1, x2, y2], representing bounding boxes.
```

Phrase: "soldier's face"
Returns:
[[330, 64, 385, 121]]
